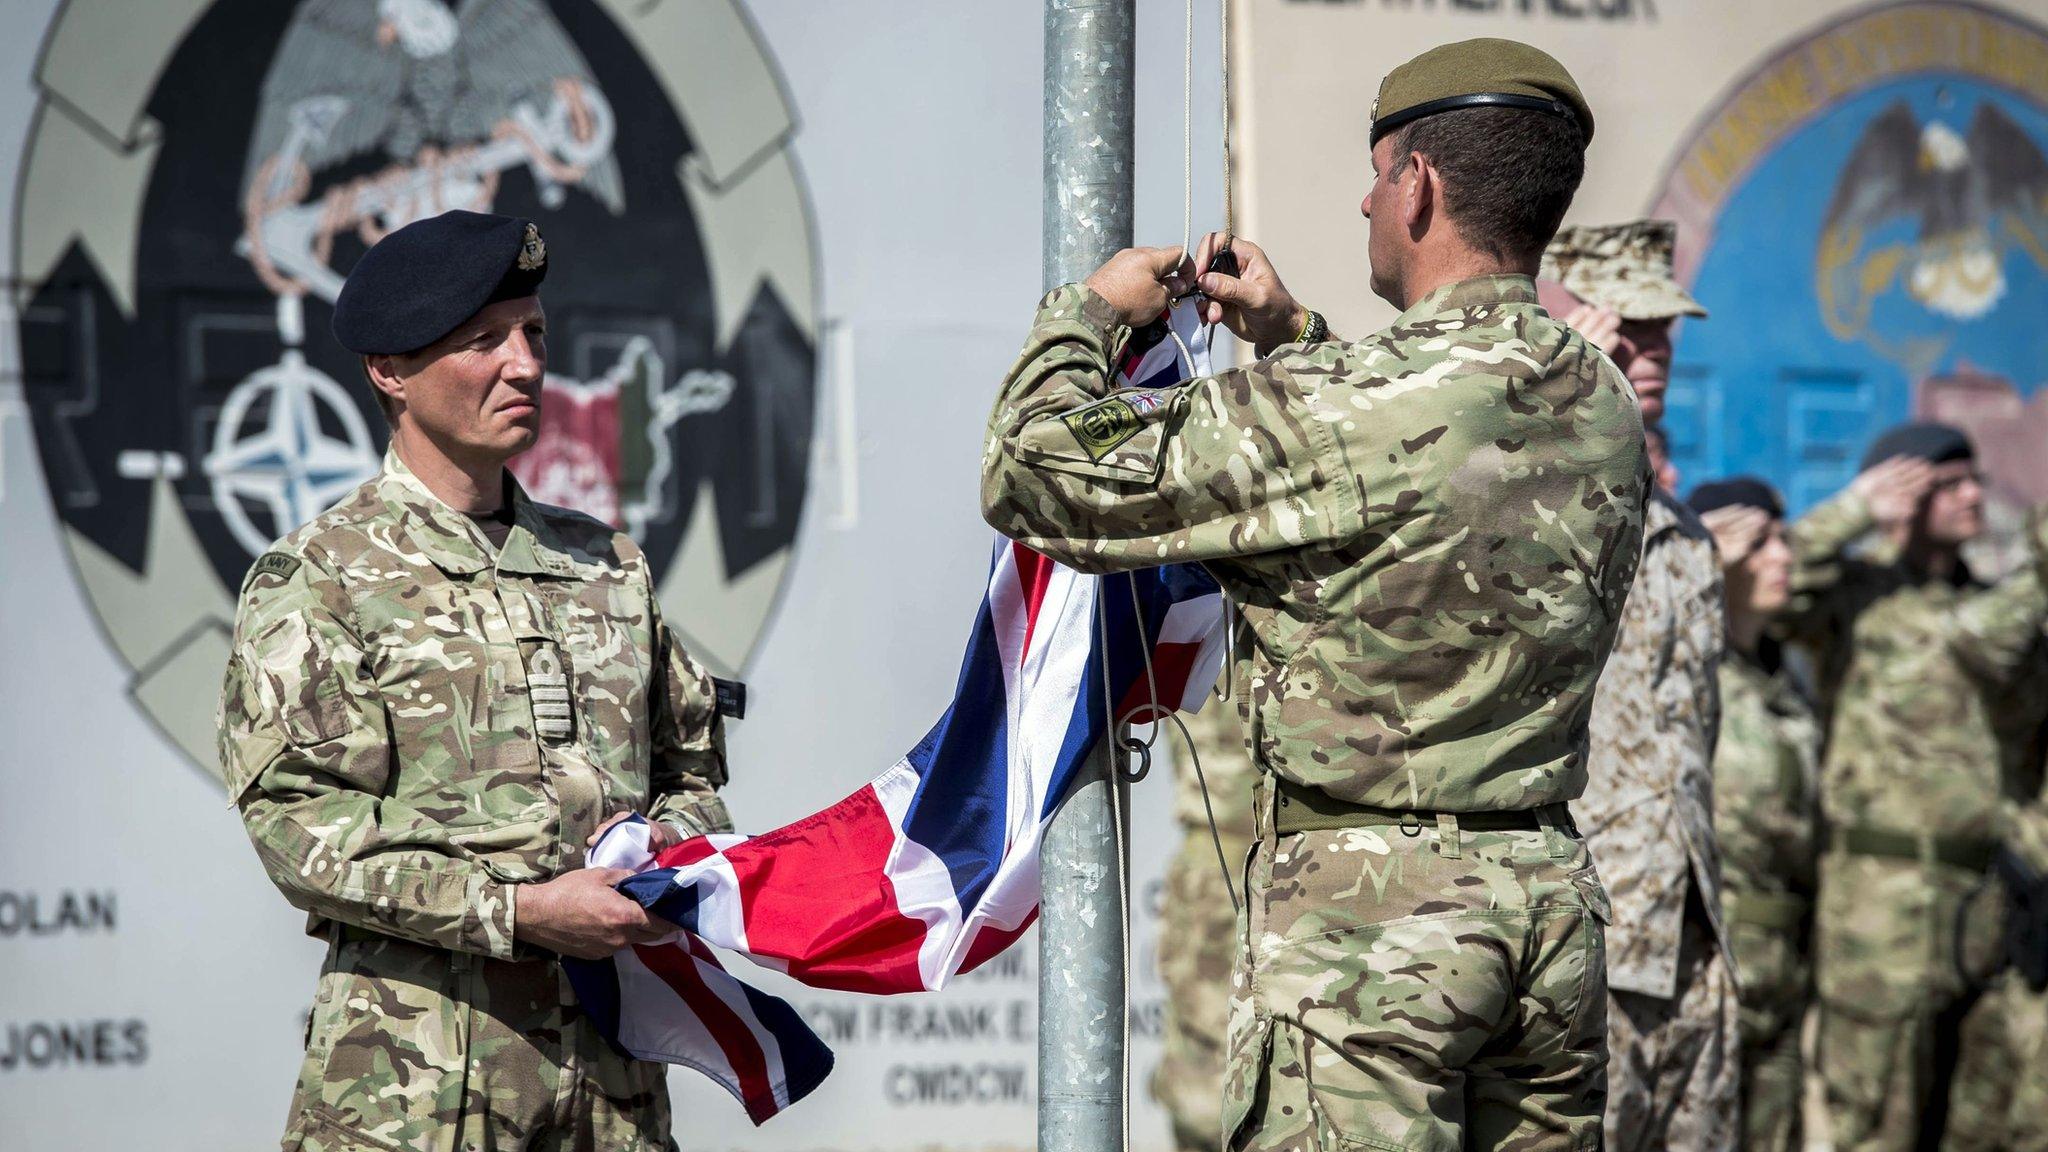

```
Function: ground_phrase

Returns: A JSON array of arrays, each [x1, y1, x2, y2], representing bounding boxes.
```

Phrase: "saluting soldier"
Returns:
[[983, 39, 1647, 1152], [1779, 423, 2048, 1152], [1984, 659, 2048, 1152], [217, 210, 736, 1152], [1691, 477, 1823, 1152], [1540, 221, 1740, 1152]]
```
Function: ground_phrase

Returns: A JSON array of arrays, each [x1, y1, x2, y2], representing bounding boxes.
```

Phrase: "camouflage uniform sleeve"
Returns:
[[645, 589, 733, 838], [218, 550, 516, 959], [1950, 507, 2048, 686], [980, 284, 1358, 573], [1779, 488, 1885, 643]]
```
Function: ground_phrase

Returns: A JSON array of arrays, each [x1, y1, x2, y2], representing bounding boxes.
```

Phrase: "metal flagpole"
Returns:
[[1039, 3, 1136, 1152]]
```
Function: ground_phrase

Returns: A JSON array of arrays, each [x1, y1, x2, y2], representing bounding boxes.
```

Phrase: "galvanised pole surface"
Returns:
[[1040, 3, 1135, 1152]]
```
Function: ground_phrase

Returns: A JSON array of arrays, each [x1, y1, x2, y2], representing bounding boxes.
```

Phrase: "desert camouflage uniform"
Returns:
[[1780, 490, 2048, 1152], [1577, 495, 1739, 1152], [1538, 220, 1710, 323], [1712, 647, 1821, 1152], [218, 450, 732, 1152], [1153, 682, 1258, 1152], [984, 275, 1648, 1152]]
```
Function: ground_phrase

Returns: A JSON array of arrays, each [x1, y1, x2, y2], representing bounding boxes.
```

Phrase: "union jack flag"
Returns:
[[565, 304, 1224, 1123]]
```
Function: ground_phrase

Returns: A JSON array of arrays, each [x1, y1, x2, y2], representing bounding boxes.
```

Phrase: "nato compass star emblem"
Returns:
[[202, 349, 381, 558], [15, 0, 822, 782]]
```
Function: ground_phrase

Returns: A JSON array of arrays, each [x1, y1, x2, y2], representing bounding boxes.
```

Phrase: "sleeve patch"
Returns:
[[711, 677, 747, 720], [1063, 391, 1169, 461], [252, 552, 302, 582]]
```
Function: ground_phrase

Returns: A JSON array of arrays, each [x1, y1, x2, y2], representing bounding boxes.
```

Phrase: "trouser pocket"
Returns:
[[1221, 1011, 1274, 1150], [292, 940, 472, 1152]]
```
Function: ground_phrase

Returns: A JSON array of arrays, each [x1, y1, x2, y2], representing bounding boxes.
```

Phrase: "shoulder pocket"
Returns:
[[243, 613, 352, 747], [1015, 390, 1180, 483]]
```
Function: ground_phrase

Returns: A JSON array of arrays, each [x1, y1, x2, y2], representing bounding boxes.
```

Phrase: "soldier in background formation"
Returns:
[[1691, 478, 1822, 1152], [1151, 679, 1258, 1152], [1989, 685, 2048, 1152], [218, 212, 737, 1152], [985, 37, 1642, 1151], [1541, 221, 1740, 1152], [1776, 423, 2048, 1152]]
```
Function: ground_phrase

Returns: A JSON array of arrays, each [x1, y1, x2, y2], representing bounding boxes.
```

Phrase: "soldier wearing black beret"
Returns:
[[221, 209, 738, 1151], [1777, 421, 2048, 1152], [1686, 476, 1821, 1152]]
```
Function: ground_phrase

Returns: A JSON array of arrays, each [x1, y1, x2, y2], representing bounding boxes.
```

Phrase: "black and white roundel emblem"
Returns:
[[16, 0, 819, 779]]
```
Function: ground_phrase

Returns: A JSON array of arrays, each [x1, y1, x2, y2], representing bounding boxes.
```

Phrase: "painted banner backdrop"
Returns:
[[14, 0, 819, 781], [1652, 1, 2048, 536]]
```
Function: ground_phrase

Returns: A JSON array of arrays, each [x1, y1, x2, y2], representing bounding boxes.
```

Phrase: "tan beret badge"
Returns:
[[518, 222, 547, 271]]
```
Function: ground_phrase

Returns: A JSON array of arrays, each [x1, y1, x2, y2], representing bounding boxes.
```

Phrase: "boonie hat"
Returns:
[[1541, 220, 1706, 321]]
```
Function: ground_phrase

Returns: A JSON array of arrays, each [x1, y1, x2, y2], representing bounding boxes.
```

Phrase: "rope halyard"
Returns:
[[1099, 2, 1240, 1136]]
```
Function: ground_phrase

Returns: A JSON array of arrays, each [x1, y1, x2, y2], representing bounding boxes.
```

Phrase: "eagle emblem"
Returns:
[[1817, 98, 2048, 370]]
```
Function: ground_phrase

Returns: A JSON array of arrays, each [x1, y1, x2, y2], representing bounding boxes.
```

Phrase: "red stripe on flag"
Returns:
[[720, 785, 930, 993], [1116, 640, 1203, 718], [958, 909, 1038, 975], [1011, 543, 1057, 659], [631, 942, 781, 1124]]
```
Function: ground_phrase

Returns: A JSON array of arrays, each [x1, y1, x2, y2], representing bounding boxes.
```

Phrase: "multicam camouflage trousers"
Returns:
[[1724, 904, 1810, 1152], [280, 930, 677, 1152], [1979, 980, 2048, 1152], [1815, 852, 2007, 1152], [1155, 828, 1255, 1152], [1222, 788, 1611, 1152], [1602, 911, 1740, 1152]]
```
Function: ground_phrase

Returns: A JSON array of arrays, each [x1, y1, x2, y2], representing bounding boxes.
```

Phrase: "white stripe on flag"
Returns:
[[1013, 564, 1095, 836], [987, 546, 1028, 705], [872, 764, 970, 989], [689, 944, 796, 1111], [612, 945, 740, 1070], [671, 849, 755, 957]]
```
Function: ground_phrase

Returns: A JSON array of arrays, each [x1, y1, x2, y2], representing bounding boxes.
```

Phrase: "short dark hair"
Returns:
[[1389, 106, 1586, 264]]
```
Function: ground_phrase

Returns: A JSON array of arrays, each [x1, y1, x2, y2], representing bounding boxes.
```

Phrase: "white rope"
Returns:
[[1158, 0, 1200, 383], [1181, 0, 1194, 264], [1104, 2, 1234, 1140], [1221, 0, 1233, 238]]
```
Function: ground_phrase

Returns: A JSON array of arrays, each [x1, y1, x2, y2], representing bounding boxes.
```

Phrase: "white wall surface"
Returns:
[[0, 1, 1225, 1148]]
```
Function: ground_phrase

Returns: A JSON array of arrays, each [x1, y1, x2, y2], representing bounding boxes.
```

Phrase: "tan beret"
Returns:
[[1540, 219, 1706, 321], [1371, 38, 1592, 147]]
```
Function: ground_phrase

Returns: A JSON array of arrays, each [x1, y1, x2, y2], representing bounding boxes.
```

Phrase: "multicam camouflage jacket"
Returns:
[[1172, 674, 1258, 839], [1782, 492, 2048, 846], [1713, 647, 1821, 907], [1712, 645, 1821, 1027], [1578, 494, 1731, 997], [217, 451, 732, 959], [983, 274, 1649, 813]]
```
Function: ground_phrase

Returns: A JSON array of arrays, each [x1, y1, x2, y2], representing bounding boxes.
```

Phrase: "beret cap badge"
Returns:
[[330, 210, 550, 355], [518, 223, 547, 272]]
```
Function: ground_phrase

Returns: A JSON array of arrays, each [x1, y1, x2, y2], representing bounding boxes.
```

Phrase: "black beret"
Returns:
[[331, 210, 547, 355], [1688, 476, 1784, 519], [1859, 421, 1974, 471]]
